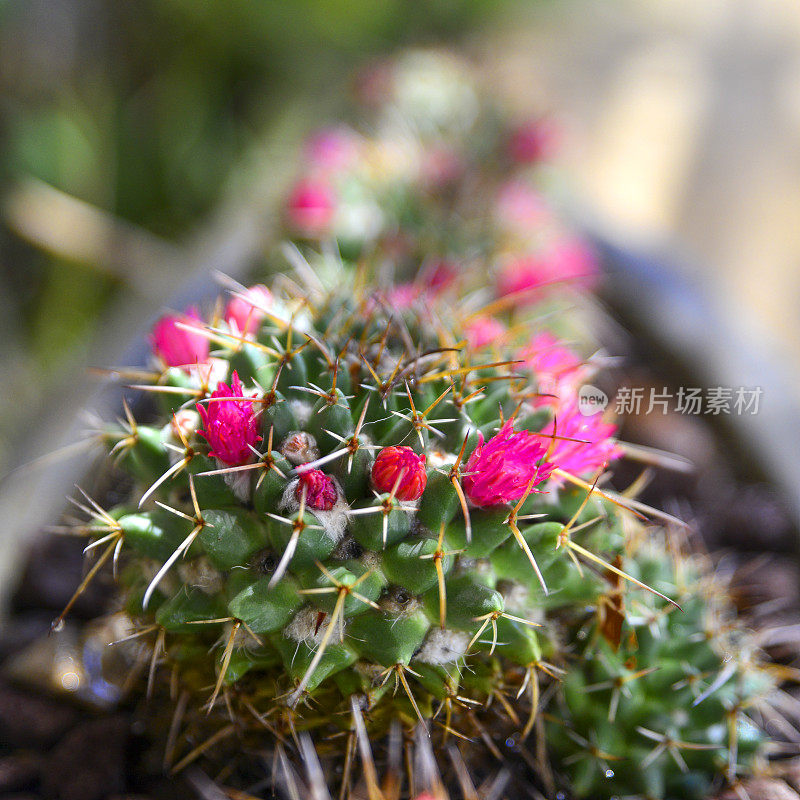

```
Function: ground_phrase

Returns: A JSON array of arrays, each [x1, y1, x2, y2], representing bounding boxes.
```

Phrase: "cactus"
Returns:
[[545, 535, 775, 800], [58, 51, 778, 800]]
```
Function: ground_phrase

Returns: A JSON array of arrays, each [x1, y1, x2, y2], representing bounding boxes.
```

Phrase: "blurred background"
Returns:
[[2, 0, 800, 594]]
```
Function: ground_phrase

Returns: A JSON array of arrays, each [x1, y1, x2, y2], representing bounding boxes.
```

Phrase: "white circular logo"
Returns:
[[578, 384, 609, 416]]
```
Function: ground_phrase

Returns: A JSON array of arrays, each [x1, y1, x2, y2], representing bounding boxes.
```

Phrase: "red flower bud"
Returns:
[[296, 469, 338, 511], [286, 178, 335, 236], [371, 446, 427, 501]]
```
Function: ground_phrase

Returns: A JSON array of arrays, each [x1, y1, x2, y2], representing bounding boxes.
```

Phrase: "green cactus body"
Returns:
[[61, 51, 776, 800], [547, 542, 772, 799]]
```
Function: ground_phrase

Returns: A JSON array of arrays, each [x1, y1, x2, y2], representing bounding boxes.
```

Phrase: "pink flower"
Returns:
[[497, 254, 548, 297], [464, 316, 506, 350], [520, 332, 588, 406], [286, 178, 336, 236], [225, 284, 273, 337], [295, 469, 338, 511], [372, 446, 427, 501], [539, 401, 621, 483], [497, 239, 598, 298], [197, 372, 261, 466], [462, 421, 553, 507], [304, 127, 360, 174], [150, 307, 210, 371], [548, 238, 598, 290], [420, 259, 458, 294], [508, 117, 560, 164], [385, 283, 423, 309], [494, 180, 550, 232]]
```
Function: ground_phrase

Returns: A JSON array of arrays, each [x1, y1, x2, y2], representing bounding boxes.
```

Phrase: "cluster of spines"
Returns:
[[546, 538, 777, 799]]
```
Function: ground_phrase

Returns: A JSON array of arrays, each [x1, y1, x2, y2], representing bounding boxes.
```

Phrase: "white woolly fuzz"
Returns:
[[139, 558, 178, 597], [359, 551, 382, 572], [454, 557, 494, 580], [312, 507, 349, 543], [415, 628, 471, 665], [285, 606, 339, 645], [426, 448, 456, 470], [278, 479, 301, 513], [287, 399, 313, 428], [379, 591, 421, 616], [278, 477, 349, 543], [218, 457, 252, 502], [227, 619, 252, 649]]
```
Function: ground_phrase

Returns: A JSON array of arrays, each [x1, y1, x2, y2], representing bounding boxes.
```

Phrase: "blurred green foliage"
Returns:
[[2, 0, 507, 234], [0, 0, 515, 467]]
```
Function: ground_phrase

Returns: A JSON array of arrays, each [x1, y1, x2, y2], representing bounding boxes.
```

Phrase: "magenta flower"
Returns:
[[422, 259, 458, 294], [304, 127, 360, 175], [372, 446, 427, 501], [539, 401, 622, 483], [462, 421, 553, 507], [225, 284, 273, 337], [520, 332, 588, 406], [464, 316, 506, 350], [507, 117, 560, 163], [286, 178, 336, 236], [197, 372, 261, 466], [498, 239, 598, 298], [295, 469, 338, 511], [150, 307, 209, 370]]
